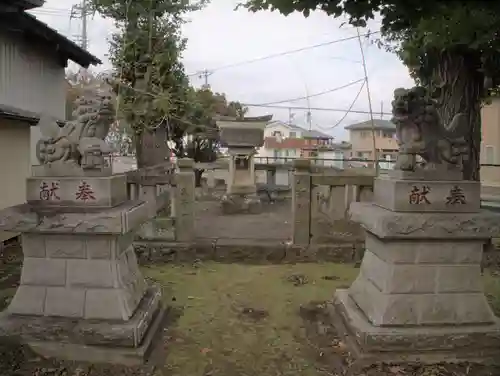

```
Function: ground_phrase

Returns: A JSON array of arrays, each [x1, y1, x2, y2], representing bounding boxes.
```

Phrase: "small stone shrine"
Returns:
[[331, 86, 500, 365], [217, 115, 272, 214], [0, 89, 164, 365]]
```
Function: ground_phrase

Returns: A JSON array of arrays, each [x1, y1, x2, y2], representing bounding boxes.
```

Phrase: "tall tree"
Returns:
[[242, 0, 500, 180], [89, 0, 204, 168]]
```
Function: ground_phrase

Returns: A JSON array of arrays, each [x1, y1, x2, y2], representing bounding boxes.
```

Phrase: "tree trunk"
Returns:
[[134, 127, 169, 169], [194, 168, 204, 188], [432, 49, 483, 181]]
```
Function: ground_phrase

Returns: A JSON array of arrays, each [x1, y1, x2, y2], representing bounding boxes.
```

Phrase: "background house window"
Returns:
[[485, 146, 495, 164], [289, 132, 296, 138], [383, 131, 393, 138]]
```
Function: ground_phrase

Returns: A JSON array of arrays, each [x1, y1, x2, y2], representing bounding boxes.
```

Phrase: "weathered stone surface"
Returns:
[[374, 177, 480, 213], [44, 287, 85, 317], [330, 290, 500, 364], [220, 194, 262, 215], [21, 233, 45, 257], [0, 201, 150, 234], [26, 175, 128, 208], [67, 260, 114, 288], [366, 233, 483, 264], [46, 236, 86, 258], [0, 286, 165, 365], [350, 202, 500, 239], [292, 159, 311, 245], [20, 258, 66, 286], [7, 286, 46, 315]]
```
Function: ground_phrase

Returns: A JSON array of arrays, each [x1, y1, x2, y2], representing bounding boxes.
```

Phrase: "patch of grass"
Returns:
[[144, 262, 500, 376], [143, 262, 358, 376]]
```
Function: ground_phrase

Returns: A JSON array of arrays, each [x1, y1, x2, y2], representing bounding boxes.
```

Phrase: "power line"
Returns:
[[318, 80, 366, 130], [256, 78, 365, 106], [242, 103, 391, 116], [187, 31, 379, 76]]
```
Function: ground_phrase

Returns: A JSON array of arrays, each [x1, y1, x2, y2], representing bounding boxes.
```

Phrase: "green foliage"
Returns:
[[88, 0, 203, 145], [184, 88, 248, 164], [242, 0, 500, 179]]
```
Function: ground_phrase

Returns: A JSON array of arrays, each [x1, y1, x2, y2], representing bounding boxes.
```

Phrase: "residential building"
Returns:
[[0, 1, 100, 241], [481, 97, 500, 186], [257, 120, 349, 167], [344, 119, 398, 165]]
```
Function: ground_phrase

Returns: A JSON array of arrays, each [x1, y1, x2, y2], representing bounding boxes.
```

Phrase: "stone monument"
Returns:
[[331, 86, 500, 365], [217, 115, 272, 214], [0, 89, 165, 365]]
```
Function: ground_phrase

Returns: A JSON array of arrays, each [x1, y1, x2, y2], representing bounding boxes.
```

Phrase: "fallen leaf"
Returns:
[[201, 347, 211, 355]]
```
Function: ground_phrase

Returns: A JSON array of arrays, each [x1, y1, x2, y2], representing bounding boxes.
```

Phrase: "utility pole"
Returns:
[[198, 69, 213, 89], [70, 0, 93, 50]]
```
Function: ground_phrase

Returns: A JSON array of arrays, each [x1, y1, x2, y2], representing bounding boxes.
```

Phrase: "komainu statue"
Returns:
[[391, 86, 469, 175], [35, 89, 114, 176]]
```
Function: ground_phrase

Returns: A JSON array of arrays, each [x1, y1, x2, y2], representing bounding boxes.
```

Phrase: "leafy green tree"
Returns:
[[89, 0, 205, 168], [185, 87, 248, 186], [242, 0, 500, 180]]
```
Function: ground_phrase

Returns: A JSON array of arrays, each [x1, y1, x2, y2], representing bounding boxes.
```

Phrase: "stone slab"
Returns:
[[388, 169, 462, 181], [31, 164, 112, 178], [330, 289, 500, 365], [26, 174, 128, 208], [220, 194, 262, 215], [0, 286, 163, 352], [349, 202, 500, 239], [374, 177, 480, 213], [0, 200, 152, 234]]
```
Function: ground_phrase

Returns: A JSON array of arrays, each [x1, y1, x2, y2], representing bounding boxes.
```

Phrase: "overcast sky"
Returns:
[[31, 0, 414, 140]]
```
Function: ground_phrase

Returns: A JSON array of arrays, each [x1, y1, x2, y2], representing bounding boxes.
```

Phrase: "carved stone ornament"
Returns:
[[35, 88, 115, 175], [391, 86, 469, 176]]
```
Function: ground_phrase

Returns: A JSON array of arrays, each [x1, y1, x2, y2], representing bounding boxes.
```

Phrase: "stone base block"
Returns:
[[220, 194, 262, 215], [374, 177, 480, 213], [0, 286, 165, 366], [330, 289, 500, 366], [26, 174, 128, 208]]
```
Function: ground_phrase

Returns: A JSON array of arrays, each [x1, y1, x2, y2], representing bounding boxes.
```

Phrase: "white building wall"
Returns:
[[0, 29, 67, 166]]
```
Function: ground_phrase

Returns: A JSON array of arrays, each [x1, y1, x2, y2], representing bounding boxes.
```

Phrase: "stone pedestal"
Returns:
[[217, 116, 271, 215], [331, 176, 500, 365], [0, 174, 165, 365]]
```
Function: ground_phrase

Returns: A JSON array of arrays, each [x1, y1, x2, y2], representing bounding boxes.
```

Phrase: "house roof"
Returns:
[[0, 11, 101, 68], [267, 120, 333, 139], [0, 103, 63, 125], [1, 0, 44, 11], [344, 119, 396, 131]]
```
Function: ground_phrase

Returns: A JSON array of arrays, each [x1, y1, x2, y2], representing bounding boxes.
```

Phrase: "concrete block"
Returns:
[[20, 258, 66, 286], [436, 265, 483, 293], [26, 175, 128, 208], [84, 289, 125, 320], [365, 233, 416, 263], [21, 234, 45, 258], [86, 237, 113, 259], [67, 260, 114, 288], [46, 236, 86, 259], [374, 177, 480, 213], [456, 294, 496, 324], [7, 286, 46, 315], [349, 202, 500, 240], [418, 294, 459, 324], [44, 287, 85, 318], [417, 241, 483, 264], [389, 264, 437, 294]]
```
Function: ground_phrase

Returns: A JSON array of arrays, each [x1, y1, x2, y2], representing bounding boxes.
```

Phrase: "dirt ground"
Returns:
[[194, 199, 293, 242], [193, 198, 364, 244], [2, 244, 500, 376]]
